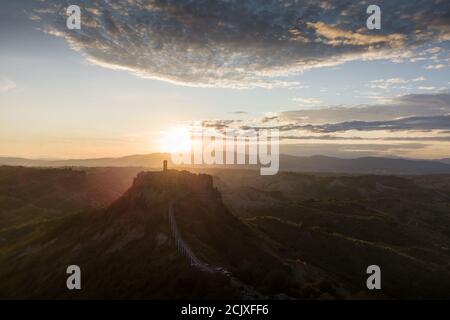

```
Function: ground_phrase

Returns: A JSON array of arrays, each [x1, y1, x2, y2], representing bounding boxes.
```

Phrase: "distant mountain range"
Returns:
[[0, 153, 169, 168], [280, 155, 450, 174], [1, 153, 450, 175], [438, 158, 450, 165]]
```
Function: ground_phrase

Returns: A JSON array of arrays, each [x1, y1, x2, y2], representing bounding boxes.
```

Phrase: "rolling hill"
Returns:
[[2, 153, 450, 174], [0, 169, 300, 299], [1, 167, 449, 299]]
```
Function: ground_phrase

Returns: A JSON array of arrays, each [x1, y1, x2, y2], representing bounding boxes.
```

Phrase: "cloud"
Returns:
[[200, 94, 450, 134], [280, 93, 450, 124], [202, 119, 237, 129], [425, 64, 447, 69], [306, 21, 405, 46], [180, 93, 450, 158], [418, 86, 438, 91], [261, 115, 280, 123], [292, 97, 323, 107], [200, 93, 450, 154], [279, 135, 450, 142], [31, 0, 450, 88], [308, 115, 450, 133], [230, 111, 248, 115], [0, 77, 16, 92], [241, 115, 450, 133], [369, 77, 426, 89]]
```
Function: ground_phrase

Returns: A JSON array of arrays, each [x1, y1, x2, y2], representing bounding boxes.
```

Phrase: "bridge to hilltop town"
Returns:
[[167, 200, 265, 299], [168, 201, 217, 273], [162, 160, 263, 298]]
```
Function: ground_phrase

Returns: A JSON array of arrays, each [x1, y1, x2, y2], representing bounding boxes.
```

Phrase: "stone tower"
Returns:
[[163, 160, 168, 171]]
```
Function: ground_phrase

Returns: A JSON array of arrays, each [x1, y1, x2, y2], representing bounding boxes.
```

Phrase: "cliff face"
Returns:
[[0, 169, 243, 299], [134, 170, 213, 192], [0, 169, 289, 299], [124, 170, 220, 207]]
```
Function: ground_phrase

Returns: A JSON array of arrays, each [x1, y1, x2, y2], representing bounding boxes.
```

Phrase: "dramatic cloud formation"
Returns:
[[31, 0, 450, 87], [280, 135, 450, 142], [280, 93, 450, 124], [202, 93, 450, 151], [195, 93, 450, 157], [304, 115, 450, 133], [240, 115, 450, 133]]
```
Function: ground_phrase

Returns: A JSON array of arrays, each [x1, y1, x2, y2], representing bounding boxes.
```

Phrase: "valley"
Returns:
[[0, 166, 449, 299]]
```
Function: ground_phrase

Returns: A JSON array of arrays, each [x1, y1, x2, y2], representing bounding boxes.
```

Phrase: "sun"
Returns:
[[158, 125, 192, 154]]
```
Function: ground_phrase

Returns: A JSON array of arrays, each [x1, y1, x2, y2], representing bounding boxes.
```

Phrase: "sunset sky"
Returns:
[[1, 0, 450, 159]]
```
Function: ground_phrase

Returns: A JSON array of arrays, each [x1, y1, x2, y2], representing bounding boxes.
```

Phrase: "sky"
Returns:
[[0, 0, 450, 159]]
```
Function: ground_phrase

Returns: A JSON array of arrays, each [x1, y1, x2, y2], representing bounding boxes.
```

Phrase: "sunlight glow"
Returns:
[[158, 125, 192, 153]]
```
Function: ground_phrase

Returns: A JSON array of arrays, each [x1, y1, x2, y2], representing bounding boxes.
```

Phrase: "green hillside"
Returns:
[[1, 167, 449, 299]]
